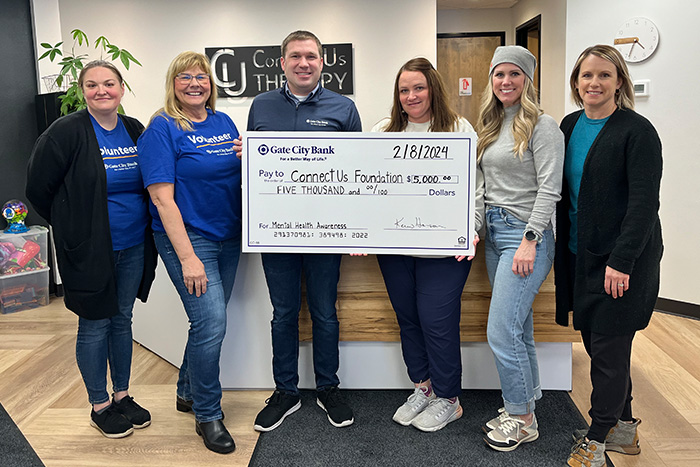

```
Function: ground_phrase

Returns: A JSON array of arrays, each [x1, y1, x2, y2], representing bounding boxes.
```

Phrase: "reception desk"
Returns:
[[301, 255, 578, 343], [133, 252, 578, 390]]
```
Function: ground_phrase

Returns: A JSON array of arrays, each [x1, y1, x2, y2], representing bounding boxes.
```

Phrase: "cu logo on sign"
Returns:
[[258, 144, 269, 156]]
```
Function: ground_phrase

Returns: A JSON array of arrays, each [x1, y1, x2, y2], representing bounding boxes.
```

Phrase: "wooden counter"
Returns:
[[300, 254, 579, 343]]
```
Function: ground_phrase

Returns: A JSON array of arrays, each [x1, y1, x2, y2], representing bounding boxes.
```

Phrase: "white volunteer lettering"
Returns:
[[186, 133, 233, 145], [100, 145, 137, 157]]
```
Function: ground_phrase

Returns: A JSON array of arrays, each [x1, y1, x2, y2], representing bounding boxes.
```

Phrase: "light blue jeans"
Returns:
[[484, 206, 554, 415], [154, 229, 240, 423]]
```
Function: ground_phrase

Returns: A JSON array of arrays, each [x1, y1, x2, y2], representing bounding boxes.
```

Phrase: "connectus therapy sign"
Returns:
[[205, 43, 354, 98]]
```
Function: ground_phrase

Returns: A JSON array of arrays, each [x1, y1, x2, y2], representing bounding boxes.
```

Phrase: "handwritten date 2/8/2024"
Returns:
[[393, 144, 449, 159]]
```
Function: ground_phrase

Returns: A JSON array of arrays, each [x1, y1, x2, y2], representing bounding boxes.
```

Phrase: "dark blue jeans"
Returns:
[[261, 253, 341, 394], [75, 242, 144, 405], [377, 255, 472, 398], [154, 230, 240, 423]]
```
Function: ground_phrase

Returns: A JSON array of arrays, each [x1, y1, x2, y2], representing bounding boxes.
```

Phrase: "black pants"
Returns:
[[581, 329, 635, 442]]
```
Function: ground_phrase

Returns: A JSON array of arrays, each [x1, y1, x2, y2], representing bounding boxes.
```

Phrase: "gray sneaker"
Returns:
[[392, 387, 435, 426], [572, 419, 641, 455], [410, 397, 462, 432], [567, 439, 607, 467], [482, 407, 509, 433], [484, 414, 538, 451]]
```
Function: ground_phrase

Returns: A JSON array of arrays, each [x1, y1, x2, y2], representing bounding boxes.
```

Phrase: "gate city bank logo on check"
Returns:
[[258, 143, 335, 156]]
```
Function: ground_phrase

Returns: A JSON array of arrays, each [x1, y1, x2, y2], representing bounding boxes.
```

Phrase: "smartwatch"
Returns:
[[524, 230, 540, 242]]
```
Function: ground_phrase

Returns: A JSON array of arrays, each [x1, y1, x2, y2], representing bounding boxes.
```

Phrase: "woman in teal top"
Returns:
[[556, 45, 663, 467]]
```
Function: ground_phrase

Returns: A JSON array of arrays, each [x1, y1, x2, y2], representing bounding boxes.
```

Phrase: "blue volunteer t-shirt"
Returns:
[[564, 112, 610, 254], [90, 114, 148, 251], [137, 109, 241, 242]]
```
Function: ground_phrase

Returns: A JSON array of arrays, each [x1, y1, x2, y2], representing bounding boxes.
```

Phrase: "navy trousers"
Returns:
[[377, 255, 472, 398]]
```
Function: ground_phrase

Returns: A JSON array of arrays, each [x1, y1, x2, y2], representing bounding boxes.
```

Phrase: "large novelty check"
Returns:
[[242, 131, 477, 255]]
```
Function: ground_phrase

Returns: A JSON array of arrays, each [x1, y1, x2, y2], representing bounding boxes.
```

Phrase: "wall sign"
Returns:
[[459, 77, 472, 96], [205, 43, 354, 98]]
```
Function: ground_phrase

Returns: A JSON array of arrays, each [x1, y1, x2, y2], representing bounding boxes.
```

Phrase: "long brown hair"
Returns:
[[78, 60, 124, 87], [383, 58, 459, 132]]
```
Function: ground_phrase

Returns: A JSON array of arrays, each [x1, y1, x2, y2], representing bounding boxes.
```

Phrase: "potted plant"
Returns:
[[38, 28, 141, 115]]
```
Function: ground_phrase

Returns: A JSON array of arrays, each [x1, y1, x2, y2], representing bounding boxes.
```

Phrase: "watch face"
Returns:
[[614, 17, 659, 63]]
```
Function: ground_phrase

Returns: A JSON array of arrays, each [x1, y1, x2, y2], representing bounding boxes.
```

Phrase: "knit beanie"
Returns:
[[489, 45, 537, 81]]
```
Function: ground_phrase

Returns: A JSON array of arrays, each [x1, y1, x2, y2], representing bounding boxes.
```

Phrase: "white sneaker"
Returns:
[[484, 413, 539, 452], [483, 407, 509, 433], [410, 397, 462, 432], [392, 387, 435, 426]]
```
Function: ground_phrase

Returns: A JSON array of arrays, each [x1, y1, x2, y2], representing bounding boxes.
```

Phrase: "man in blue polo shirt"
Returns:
[[239, 30, 362, 432]]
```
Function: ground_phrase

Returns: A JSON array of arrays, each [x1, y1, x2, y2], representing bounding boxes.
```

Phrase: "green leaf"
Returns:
[[120, 49, 141, 67], [94, 35, 110, 51], [123, 80, 133, 93], [71, 29, 89, 47], [40, 42, 52, 49]]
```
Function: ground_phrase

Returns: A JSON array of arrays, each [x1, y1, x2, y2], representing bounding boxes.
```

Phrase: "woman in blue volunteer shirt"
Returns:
[[138, 51, 241, 455], [27, 61, 156, 439]]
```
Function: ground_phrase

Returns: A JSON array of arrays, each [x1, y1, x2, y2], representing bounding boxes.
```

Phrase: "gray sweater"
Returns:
[[476, 105, 564, 238]]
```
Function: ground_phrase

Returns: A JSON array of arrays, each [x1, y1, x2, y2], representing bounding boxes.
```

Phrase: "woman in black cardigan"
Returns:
[[26, 61, 157, 439], [555, 45, 662, 467]]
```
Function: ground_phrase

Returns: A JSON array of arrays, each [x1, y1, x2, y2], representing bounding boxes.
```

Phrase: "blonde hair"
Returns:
[[383, 58, 460, 133], [476, 72, 542, 161], [151, 51, 216, 132], [569, 44, 635, 110]]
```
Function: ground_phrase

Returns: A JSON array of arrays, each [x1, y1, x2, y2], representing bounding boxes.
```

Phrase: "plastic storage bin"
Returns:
[[0, 226, 50, 314], [0, 269, 49, 313]]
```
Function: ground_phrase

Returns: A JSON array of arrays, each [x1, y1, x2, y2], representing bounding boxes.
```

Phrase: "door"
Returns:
[[437, 33, 504, 126], [516, 15, 541, 92]]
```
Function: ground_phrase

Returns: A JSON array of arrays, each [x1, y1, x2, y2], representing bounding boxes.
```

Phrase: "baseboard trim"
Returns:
[[656, 297, 700, 320]]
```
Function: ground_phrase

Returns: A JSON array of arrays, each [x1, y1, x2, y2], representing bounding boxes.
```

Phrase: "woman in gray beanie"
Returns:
[[475, 45, 564, 452]]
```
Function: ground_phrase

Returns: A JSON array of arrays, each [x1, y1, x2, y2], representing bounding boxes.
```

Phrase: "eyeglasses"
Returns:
[[175, 73, 210, 84]]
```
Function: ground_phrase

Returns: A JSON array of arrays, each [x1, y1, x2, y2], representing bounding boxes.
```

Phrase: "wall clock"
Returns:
[[614, 17, 659, 63]]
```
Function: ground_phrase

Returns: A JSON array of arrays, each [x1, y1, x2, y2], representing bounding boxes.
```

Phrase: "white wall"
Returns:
[[52, 0, 436, 130], [438, 7, 514, 44], [565, 2, 700, 305], [31, 0, 63, 93]]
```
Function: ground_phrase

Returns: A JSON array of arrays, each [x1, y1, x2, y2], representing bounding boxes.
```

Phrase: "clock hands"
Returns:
[[614, 37, 639, 45], [614, 37, 645, 58]]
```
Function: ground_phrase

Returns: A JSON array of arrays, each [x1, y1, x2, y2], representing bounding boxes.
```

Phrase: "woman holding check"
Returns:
[[370, 57, 478, 432]]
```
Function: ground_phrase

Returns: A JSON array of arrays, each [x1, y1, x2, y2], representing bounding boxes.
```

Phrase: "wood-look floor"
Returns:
[[1, 298, 699, 466]]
